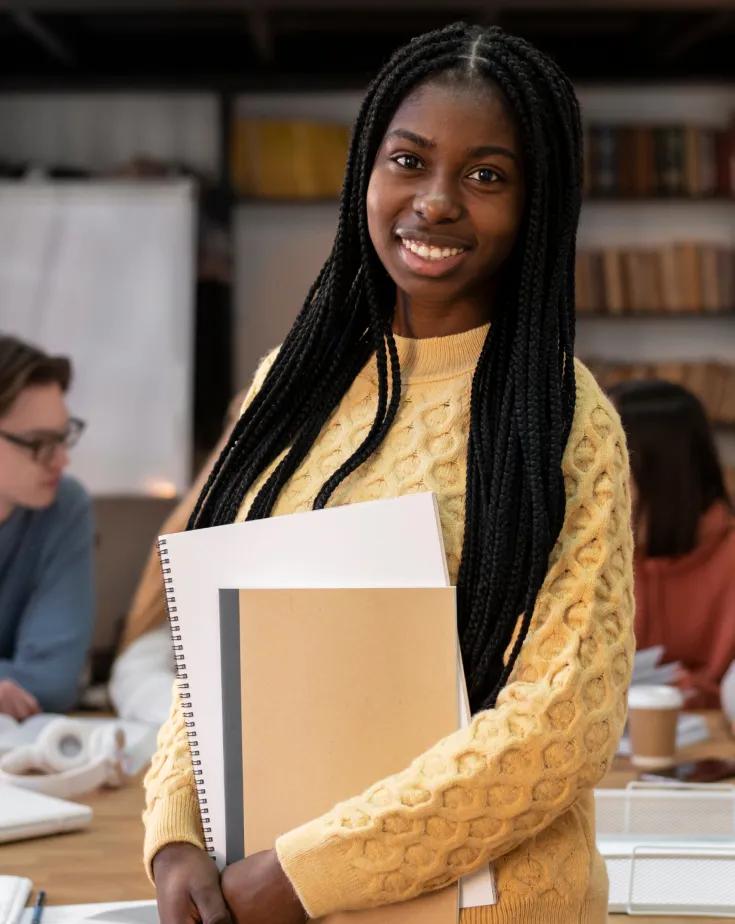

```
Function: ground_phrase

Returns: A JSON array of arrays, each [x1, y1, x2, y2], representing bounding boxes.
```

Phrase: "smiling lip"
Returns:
[[396, 235, 470, 278], [395, 228, 474, 250]]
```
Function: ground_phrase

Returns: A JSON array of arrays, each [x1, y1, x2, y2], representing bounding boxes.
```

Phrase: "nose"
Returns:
[[413, 179, 462, 224], [47, 444, 69, 472]]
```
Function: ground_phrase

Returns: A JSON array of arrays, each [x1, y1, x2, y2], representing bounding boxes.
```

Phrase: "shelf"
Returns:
[[577, 310, 735, 318], [232, 195, 734, 206], [234, 194, 339, 205], [583, 196, 734, 204]]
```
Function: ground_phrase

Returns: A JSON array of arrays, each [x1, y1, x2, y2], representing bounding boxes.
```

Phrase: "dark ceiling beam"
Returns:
[[247, 7, 274, 63], [10, 0, 735, 11], [8, 8, 76, 65], [659, 10, 735, 58]]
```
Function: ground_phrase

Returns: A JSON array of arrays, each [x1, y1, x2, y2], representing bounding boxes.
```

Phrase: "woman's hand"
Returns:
[[153, 842, 232, 924], [221, 848, 307, 924]]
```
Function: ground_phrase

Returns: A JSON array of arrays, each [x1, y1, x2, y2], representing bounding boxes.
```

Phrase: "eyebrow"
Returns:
[[385, 129, 519, 165]]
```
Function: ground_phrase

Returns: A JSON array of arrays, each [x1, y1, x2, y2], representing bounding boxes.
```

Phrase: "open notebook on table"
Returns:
[[0, 784, 91, 843]]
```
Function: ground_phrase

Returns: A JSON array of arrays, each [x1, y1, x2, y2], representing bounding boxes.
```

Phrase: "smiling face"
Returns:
[[367, 75, 525, 333]]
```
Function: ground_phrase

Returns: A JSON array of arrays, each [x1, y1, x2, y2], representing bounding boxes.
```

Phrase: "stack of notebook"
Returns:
[[159, 493, 497, 920]]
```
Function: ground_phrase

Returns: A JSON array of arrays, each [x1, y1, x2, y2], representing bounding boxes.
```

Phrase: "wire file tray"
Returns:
[[595, 782, 735, 916]]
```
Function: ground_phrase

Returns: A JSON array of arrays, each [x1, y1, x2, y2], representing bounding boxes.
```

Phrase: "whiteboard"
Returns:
[[0, 180, 195, 495]]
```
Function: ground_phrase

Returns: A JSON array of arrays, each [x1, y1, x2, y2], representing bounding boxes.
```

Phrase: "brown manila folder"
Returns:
[[220, 586, 460, 923]]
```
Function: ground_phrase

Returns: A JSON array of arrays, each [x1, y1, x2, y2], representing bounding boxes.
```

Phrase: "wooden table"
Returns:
[[0, 712, 733, 920]]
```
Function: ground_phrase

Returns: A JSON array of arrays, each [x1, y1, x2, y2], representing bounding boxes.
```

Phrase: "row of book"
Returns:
[[575, 243, 735, 315], [587, 359, 735, 426], [228, 116, 735, 201], [584, 120, 735, 199], [231, 118, 350, 199]]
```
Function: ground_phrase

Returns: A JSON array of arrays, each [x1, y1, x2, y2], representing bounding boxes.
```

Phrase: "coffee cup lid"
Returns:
[[628, 684, 684, 709]]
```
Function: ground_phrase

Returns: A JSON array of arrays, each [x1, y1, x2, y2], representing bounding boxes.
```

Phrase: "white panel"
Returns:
[[234, 91, 362, 122], [0, 180, 195, 496], [233, 202, 339, 385], [577, 84, 735, 126], [579, 201, 735, 248], [0, 94, 219, 176], [576, 316, 735, 363]]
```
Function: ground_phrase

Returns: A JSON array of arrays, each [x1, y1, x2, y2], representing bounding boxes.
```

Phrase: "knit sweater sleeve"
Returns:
[[142, 347, 280, 877], [275, 363, 635, 918]]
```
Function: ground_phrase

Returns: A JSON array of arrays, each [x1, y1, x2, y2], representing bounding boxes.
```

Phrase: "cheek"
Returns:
[[366, 172, 386, 254], [475, 198, 524, 264]]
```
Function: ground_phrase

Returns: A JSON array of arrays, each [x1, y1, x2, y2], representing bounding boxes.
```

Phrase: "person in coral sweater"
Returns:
[[145, 22, 634, 924], [610, 379, 735, 710]]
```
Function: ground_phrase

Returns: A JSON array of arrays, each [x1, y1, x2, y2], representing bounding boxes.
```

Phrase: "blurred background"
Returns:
[[0, 0, 733, 680]]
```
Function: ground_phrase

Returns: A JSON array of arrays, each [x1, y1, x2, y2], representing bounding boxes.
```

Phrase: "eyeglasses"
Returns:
[[0, 417, 86, 465]]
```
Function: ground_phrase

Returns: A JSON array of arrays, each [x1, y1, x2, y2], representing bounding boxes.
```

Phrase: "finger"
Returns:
[[192, 882, 233, 924], [9, 687, 39, 721], [8, 691, 34, 721], [17, 685, 41, 714]]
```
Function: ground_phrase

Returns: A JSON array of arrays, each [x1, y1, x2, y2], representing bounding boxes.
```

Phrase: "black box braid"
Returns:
[[188, 22, 582, 713]]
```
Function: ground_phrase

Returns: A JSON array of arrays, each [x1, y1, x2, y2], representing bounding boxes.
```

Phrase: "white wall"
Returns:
[[0, 180, 195, 496], [0, 93, 219, 177], [233, 202, 339, 385]]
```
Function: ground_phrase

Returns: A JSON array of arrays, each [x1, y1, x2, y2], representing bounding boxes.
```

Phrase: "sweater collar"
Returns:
[[360, 322, 490, 384]]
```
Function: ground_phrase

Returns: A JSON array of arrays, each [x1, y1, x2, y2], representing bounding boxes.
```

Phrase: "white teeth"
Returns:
[[401, 239, 464, 262]]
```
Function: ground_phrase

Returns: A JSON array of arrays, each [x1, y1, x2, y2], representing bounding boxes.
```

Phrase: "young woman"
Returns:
[[145, 22, 634, 924], [611, 379, 734, 709]]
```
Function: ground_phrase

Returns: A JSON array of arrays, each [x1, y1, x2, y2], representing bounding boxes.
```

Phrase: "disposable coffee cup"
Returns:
[[627, 684, 684, 769]]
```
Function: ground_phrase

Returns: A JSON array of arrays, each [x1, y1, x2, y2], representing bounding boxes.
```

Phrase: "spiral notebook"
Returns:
[[158, 494, 449, 869]]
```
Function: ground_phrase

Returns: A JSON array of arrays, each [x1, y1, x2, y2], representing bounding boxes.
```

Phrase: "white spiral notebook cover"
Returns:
[[159, 492, 496, 908]]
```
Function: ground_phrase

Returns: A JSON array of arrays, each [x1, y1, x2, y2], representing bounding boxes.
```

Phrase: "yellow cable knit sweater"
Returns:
[[143, 323, 634, 924]]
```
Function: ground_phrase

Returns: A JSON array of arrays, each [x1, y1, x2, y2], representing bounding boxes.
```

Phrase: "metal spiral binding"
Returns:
[[157, 537, 214, 852]]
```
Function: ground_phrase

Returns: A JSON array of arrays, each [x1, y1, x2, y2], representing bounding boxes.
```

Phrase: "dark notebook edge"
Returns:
[[219, 587, 245, 864]]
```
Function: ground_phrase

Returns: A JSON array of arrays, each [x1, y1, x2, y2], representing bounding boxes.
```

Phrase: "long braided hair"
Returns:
[[189, 22, 582, 712]]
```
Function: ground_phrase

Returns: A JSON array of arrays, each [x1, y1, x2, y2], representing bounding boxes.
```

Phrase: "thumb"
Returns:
[[192, 882, 233, 924]]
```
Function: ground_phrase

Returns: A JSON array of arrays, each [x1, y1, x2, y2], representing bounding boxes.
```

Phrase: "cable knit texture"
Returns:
[[143, 323, 634, 924]]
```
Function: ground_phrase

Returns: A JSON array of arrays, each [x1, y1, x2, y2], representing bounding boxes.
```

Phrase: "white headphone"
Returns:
[[0, 718, 126, 799]]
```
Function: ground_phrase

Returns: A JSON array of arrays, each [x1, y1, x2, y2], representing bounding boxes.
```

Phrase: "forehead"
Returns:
[[1, 382, 67, 427], [383, 78, 519, 149]]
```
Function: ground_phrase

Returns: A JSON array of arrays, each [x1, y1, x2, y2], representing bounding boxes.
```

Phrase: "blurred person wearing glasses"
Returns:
[[0, 335, 93, 717]]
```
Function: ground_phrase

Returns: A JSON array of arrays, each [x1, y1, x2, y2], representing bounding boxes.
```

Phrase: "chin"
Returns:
[[24, 485, 59, 510]]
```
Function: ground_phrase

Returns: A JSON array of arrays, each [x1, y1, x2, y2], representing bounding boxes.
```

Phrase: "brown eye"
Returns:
[[468, 166, 501, 184], [392, 153, 423, 170]]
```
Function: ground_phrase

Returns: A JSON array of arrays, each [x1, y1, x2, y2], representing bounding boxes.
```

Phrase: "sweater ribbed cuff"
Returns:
[[276, 822, 369, 919], [143, 784, 206, 883]]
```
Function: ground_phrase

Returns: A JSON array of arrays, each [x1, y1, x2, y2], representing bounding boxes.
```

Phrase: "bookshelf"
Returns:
[[575, 84, 735, 469], [226, 86, 735, 466]]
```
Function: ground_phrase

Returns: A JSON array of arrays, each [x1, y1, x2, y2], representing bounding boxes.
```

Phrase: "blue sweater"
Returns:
[[0, 477, 94, 711]]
